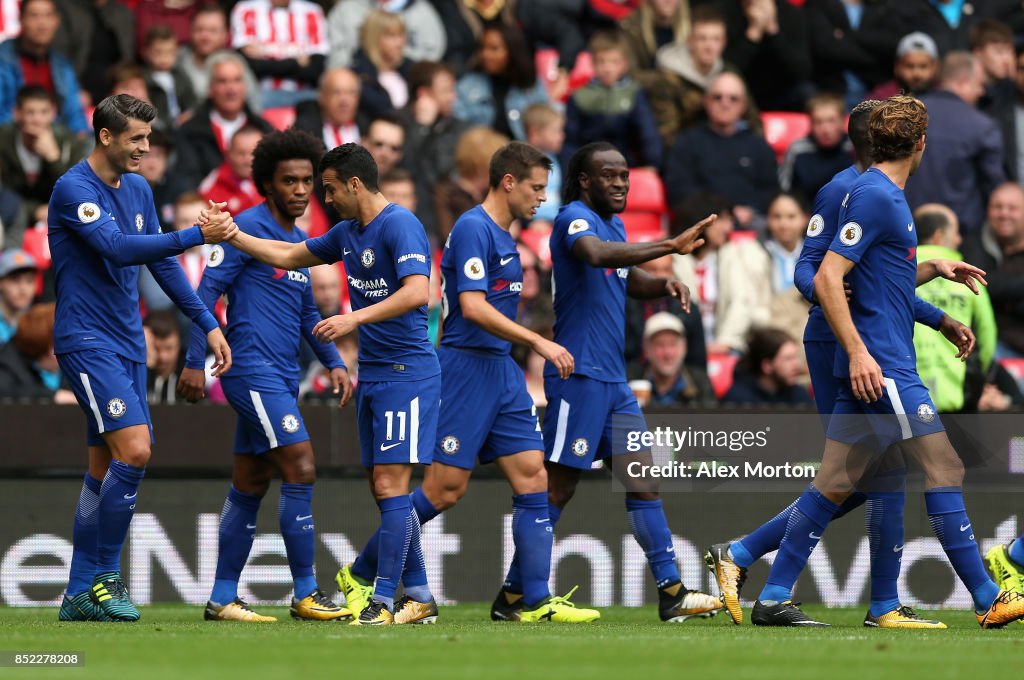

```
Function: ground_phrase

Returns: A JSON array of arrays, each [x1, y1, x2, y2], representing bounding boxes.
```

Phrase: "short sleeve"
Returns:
[[449, 222, 491, 293], [305, 227, 343, 264], [828, 188, 885, 264], [387, 213, 431, 279], [563, 213, 598, 250]]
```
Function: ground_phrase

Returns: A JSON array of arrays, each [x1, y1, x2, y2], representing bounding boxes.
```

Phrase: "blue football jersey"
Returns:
[[829, 168, 919, 375], [305, 203, 439, 382], [546, 200, 629, 383], [49, 160, 214, 363], [440, 205, 522, 354], [185, 203, 344, 378]]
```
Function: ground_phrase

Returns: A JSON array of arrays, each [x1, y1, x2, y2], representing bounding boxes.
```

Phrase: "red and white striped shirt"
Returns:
[[230, 0, 328, 92], [0, 0, 20, 42]]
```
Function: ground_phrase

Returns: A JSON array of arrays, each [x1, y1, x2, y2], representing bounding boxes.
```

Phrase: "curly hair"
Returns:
[[847, 98, 882, 153], [868, 95, 928, 163], [251, 128, 325, 197]]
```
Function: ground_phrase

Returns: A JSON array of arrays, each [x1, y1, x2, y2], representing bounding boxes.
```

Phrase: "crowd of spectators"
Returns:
[[3, 0, 1024, 414]]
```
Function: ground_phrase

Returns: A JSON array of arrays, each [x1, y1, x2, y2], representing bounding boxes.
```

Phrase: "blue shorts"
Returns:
[[805, 339, 842, 417], [356, 375, 441, 468], [220, 373, 309, 454], [59, 350, 152, 447], [543, 375, 647, 469], [827, 368, 945, 449], [434, 347, 543, 470]]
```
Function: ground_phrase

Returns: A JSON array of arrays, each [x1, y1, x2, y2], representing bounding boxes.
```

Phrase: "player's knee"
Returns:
[[118, 446, 151, 469], [282, 457, 316, 485], [547, 481, 576, 508], [435, 482, 468, 511], [518, 464, 548, 495]]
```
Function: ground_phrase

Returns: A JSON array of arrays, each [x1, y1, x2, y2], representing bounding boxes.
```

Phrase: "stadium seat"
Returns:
[[262, 106, 296, 131], [707, 352, 738, 398], [520, 226, 552, 267], [85, 105, 95, 129], [761, 111, 810, 162], [999, 357, 1024, 387], [729, 230, 757, 243], [620, 167, 667, 241], [536, 48, 596, 101]]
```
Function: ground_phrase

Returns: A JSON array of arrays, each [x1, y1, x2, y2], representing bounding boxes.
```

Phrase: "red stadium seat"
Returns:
[[85, 105, 95, 129], [999, 357, 1024, 384], [262, 106, 296, 131], [536, 48, 596, 101], [707, 352, 738, 398], [619, 167, 668, 241], [761, 111, 810, 162]]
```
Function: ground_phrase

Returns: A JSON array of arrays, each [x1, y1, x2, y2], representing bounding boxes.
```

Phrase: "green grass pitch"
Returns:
[[1, 604, 1021, 680]]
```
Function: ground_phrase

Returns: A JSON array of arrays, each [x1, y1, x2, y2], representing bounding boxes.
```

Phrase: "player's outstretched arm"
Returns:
[[815, 251, 883, 402], [459, 290, 574, 378], [313, 273, 429, 342], [570, 215, 715, 268], [916, 258, 987, 294], [625, 267, 692, 309], [228, 230, 325, 270]]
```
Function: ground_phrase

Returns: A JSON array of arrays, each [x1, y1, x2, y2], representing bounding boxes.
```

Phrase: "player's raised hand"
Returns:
[[938, 314, 975, 361], [933, 259, 987, 294], [330, 367, 354, 407], [207, 327, 232, 376], [197, 200, 238, 244], [533, 337, 574, 379], [669, 214, 715, 255], [848, 348, 884, 402], [664, 279, 692, 312], [177, 367, 207, 403], [314, 314, 359, 343]]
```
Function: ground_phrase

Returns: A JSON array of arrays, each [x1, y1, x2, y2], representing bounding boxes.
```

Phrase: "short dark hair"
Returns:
[[745, 328, 795, 377], [15, 85, 55, 109], [148, 128, 173, 152], [319, 143, 379, 192], [143, 309, 180, 340], [671, 192, 733, 238], [229, 124, 266, 149], [489, 142, 552, 189], [690, 4, 725, 28], [380, 167, 414, 186], [407, 60, 454, 96], [970, 18, 1014, 50], [19, 0, 54, 19], [251, 128, 325, 197], [563, 141, 619, 204], [192, 4, 226, 22], [92, 94, 157, 144], [915, 207, 952, 242], [145, 24, 177, 47], [848, 99, 882, 155]]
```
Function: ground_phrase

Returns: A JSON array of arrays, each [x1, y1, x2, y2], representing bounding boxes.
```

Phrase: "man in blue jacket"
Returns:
[[0, 0, 89, 136]]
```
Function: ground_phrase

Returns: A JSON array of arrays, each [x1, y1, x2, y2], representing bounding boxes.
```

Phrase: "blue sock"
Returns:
[[374, 495, 412, 610], [210, 486, 262, 605], [279, 482, 317, 600], [866, 491, 904, 617], [97, 460, 145, 573], [401, 505, 432, 602], [759, 485, 839, 603], [626, 498, 680, 588], [505, 502, 561, 594], [66, 474, 102, 596], [733, 492, 864, 570], [353, 488, 439, 583], [513, 492, 554, 607], [1010, 537, 1024, 566], [925, 487, 1000, 611]]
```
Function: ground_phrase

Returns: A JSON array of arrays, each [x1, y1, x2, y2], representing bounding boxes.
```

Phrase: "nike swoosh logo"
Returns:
[[343, 249, 352, 256], [809, 532, 821, 540], [500, 256, 515, 265], [534, 518, 548, 524], [380, 442, 402, 452], [893, 544, 904, 552], [246, 523, 257, 529], [295, 514, 313, 521], [124, 492, 137, 500], [960, 523, 971, 532]]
